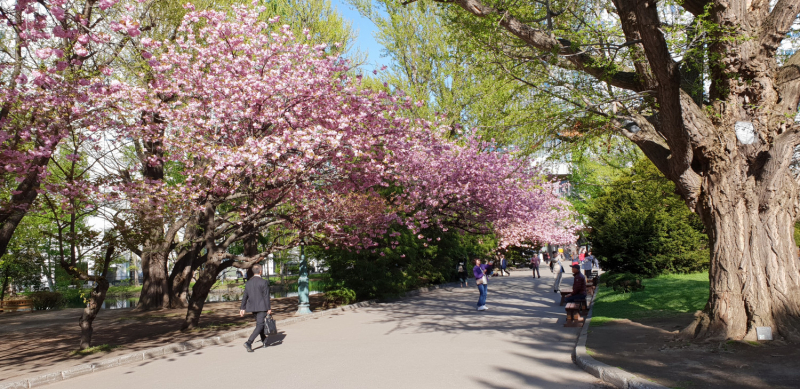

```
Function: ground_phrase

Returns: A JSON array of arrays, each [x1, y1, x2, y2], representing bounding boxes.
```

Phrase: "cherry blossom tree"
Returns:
[[390, 133, 579, 248]]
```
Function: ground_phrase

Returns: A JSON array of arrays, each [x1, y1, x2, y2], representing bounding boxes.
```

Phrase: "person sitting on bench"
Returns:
[[564, 264, 587, 303]]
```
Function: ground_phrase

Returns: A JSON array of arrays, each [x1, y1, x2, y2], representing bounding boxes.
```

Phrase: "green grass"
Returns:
[[591, 272, 709, 326], [69, 344, 119, 356]]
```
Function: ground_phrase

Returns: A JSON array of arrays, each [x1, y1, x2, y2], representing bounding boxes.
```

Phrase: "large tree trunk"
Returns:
[[136, 250, 170, 310], [167, 217, 204, 308], [682, 159, 800, 341], [135, 220, 185, 310], [168, 247, 204, 308]]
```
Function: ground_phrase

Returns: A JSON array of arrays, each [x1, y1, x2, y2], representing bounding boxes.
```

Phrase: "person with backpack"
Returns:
[[473, 258, 489, 311], [457, 261, 469, 288]]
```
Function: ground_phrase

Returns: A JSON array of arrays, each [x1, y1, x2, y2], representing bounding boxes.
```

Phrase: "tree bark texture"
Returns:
[[135, 219, 185, 310], [181, 257, 229, 331], [168, 246, 204, 309], [432, 0, 800, 340], [136, 250, 170, 310]]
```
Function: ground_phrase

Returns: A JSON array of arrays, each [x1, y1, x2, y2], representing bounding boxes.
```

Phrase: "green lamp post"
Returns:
[[296, 237, 312, 315]]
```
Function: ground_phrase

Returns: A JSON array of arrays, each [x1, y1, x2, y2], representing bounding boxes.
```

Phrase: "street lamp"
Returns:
[[295, 236, 312, 315]]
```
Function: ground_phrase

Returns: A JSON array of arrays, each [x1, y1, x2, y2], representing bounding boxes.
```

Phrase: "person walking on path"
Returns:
[[552, 248, 565, 273], [580, 253, 593, 278], [531, 254, 541, 278], [499, 255, 509, 276], [239, 264, 272, 352], [457, 261, 469, 288], [473, 258, 489, 311], [552, 255, 565, 293], [564, 265, 587, 303]]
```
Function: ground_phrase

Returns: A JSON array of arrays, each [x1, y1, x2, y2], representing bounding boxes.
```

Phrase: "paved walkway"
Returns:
[[47, 270, 608, 389]]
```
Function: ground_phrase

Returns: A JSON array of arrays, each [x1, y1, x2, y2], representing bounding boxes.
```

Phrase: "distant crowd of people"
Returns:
[[456, 247, 599, 311]]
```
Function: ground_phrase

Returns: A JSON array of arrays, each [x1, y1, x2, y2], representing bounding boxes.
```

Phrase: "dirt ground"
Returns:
[[0, 294, 331, 382], [586, 314, 800, 389]]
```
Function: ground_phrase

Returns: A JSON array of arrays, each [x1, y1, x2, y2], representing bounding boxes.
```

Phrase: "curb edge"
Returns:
[[571, 287, 669, 389]]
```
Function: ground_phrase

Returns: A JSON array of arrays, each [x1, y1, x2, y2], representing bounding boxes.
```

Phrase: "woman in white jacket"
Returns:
[[552, 251, 565, 293]]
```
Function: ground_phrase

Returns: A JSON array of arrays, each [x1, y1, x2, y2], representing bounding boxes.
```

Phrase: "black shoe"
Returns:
[[262, 339, 269, 348], [243, 342, 253, 352]]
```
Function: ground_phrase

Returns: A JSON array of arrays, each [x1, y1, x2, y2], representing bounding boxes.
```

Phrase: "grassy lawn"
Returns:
[[591, 272, 709, 326]]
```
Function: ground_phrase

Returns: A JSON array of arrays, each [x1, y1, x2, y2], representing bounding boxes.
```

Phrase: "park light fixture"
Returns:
[[295, 235, 312, 315]]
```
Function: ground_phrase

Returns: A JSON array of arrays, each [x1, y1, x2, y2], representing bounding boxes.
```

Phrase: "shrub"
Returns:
[[30, 291, 66, 310], [324, 287, 356, 308], [586, 159, 709, 277], [601, 272, 645, 293]]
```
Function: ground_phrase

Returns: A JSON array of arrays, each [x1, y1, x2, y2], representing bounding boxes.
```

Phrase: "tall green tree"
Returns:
[[349, 0, 563, 151]]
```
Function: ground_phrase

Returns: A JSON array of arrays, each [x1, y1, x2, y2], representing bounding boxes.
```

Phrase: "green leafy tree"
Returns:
[[349, 0, 560, 150], [586, 159, 709, 277]]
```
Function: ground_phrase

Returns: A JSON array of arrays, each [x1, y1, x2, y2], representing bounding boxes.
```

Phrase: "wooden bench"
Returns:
[[564, 302, 585, 327]]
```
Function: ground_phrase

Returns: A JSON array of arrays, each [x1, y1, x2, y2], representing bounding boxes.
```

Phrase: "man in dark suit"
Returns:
[[239, 264, 271, 352]]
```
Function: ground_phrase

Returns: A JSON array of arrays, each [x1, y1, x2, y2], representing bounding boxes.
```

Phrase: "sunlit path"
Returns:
[[45, 270, 607, 389]]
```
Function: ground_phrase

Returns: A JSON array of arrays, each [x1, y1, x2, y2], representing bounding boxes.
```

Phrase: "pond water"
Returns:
[[67, 289, 321, 310]]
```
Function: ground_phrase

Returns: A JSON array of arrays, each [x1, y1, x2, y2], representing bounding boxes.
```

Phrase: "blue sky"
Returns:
[[330, 0, 392, 72]]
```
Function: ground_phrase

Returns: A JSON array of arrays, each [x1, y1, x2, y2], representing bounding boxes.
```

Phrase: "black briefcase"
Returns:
[[265, 314, 278, 335]]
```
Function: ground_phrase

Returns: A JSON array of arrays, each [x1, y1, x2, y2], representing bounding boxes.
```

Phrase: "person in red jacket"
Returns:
[[564, 265, 587, 303]]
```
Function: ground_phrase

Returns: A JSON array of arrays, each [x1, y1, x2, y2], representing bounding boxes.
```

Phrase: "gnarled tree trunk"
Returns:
[[137, 250, 170, 310], [168, 247, 204, 309], [683, 145, 800, 341], [181, 256, 229, 331]]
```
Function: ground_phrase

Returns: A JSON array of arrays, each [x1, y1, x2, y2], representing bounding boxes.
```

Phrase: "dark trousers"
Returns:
[[247, 311, 269, 344], [532, 265, 540, 277], [565, 294, 586, 303], [584, 269, 592, 278]]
